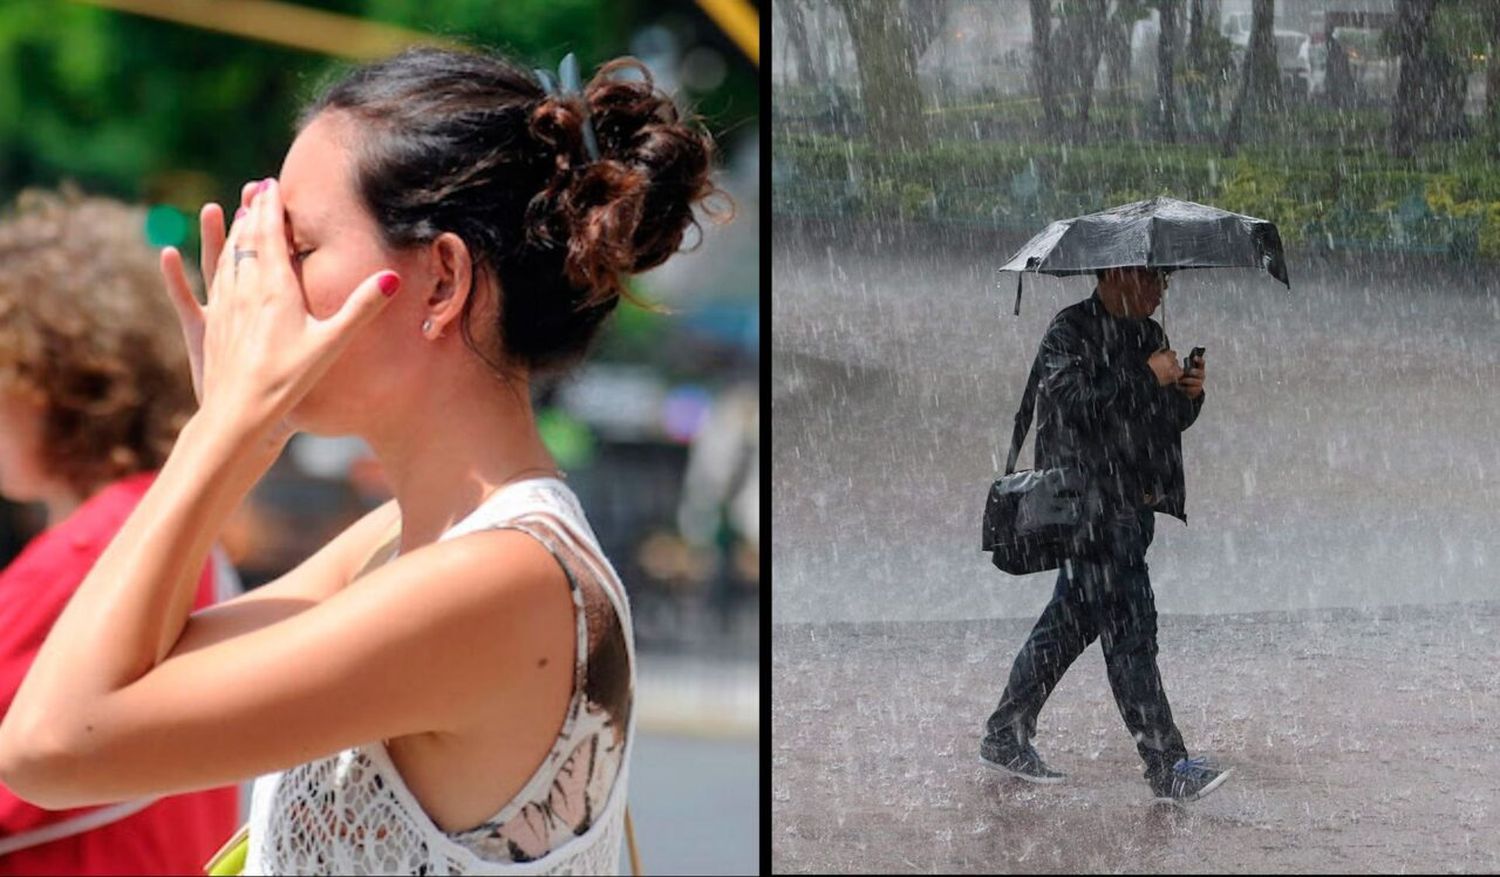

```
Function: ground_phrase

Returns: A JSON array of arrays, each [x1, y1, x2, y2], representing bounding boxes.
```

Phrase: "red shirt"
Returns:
[[0, 472, 239, 875]]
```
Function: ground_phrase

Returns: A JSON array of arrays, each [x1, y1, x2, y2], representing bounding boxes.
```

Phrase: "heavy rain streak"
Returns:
[[773, 0, 1500, 872]]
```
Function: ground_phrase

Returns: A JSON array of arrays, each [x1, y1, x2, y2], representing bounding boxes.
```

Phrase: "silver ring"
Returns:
[[234, 248, 259, 267]]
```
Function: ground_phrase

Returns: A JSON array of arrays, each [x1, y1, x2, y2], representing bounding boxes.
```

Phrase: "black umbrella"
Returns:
[[998, 196, 1290, 315]]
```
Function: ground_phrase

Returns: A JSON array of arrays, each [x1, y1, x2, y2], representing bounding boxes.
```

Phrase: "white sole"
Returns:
[[978, 754, 1066, 785], [1152, 766, 1234, 803]]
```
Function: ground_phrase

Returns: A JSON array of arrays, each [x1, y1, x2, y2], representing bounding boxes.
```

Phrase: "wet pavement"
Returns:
[[772, 601, 1500, 873]]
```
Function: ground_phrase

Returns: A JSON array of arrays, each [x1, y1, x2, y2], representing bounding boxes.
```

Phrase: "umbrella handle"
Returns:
[[1013, 272, 1023, 317]]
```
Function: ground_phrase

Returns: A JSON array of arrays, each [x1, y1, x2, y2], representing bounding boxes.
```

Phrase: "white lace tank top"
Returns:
[[243, 478, 637, 875]]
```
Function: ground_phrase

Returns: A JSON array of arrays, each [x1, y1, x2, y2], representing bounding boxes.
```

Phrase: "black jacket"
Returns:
[[1032, 290, 1204, 524]]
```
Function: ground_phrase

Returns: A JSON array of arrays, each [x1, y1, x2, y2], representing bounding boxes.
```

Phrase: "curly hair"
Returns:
[[300, 47, 731, 376], [0, 189, 195, 498]]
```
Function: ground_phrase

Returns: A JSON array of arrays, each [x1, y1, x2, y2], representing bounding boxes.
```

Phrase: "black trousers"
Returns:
[[984, 506, 1189, 783]]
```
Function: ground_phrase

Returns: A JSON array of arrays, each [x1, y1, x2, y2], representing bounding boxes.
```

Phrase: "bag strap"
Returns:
[[625, 805, 643, 875], [0, 797, 159, 856], [1004, 344, 1046, 475]]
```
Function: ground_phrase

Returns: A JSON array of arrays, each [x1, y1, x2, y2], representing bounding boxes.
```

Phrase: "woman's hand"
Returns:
[[159, 178, 400, 453], [160, 181, 264, 403]]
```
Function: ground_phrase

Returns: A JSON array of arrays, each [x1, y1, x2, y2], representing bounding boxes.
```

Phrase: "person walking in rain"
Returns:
[[980, 265, 1233, 803]]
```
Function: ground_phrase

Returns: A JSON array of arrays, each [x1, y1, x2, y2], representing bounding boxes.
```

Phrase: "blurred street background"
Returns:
[[0, 1, 759, 873]]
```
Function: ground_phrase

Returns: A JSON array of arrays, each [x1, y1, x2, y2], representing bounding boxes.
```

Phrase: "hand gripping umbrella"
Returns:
[[998, 196, 1290, 317]]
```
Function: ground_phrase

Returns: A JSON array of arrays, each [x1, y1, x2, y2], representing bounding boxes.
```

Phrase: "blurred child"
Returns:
[[0, 190, 239, 874]]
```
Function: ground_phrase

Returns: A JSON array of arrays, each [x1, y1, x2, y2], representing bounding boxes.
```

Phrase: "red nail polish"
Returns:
[[378, 272, 401, 296]]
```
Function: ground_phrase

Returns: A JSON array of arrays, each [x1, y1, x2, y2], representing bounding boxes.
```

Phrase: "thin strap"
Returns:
[[0, 797, 158, 855], [507, 487, 634, 636], [499, 508, 636, 693], [1005, 345, 1046, 475], [625, 805, 642, 876], [494, 517, 591, 680]]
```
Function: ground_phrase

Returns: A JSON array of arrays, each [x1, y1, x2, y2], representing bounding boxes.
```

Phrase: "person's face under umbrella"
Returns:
[[1104, 267, 1169, 319]]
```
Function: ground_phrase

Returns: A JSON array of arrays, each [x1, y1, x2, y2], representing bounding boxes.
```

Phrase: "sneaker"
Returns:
[[979, 739, 1066, 784], [1150, 756, 1233, 803]]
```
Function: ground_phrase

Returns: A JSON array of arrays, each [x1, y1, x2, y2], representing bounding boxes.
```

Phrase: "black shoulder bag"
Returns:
[[981, 348, 1089, 575]]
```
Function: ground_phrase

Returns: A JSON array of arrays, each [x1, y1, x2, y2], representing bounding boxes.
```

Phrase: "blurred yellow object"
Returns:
[[72, 0, 463, 60], [202, 822, 247, 876], [694, 0, 758, 66]]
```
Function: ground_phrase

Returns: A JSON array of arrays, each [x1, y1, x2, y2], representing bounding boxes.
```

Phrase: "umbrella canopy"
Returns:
[[998, 196, 1289, 314]]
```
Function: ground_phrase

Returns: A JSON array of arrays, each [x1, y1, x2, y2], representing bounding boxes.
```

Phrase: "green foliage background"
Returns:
[[774, 0, 1500, 259], [0, 0, 756, 230]]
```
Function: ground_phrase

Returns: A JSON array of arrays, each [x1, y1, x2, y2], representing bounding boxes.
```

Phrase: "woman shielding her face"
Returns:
[[0, 46, 722, 874]]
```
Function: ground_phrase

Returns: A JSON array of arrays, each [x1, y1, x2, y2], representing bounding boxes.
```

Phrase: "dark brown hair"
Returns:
[[0, 189, 195, 497], [300, 46, 728, 375]]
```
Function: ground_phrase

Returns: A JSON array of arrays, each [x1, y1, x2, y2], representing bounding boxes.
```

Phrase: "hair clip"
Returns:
[[534, 52, 601, 163]]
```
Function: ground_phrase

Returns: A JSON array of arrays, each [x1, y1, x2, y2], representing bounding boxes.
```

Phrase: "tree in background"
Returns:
[[1030, 0, 1062, 140], [1404, 0, 1490, 147], [834, 0, 924, 148], [1220, 0, 1278, 156], [903, 0, 948, 64], [1103, 1, 1134, 97], [1183, 0, 1205, 131], [1425, 5, 1476, 143], [1101, 0, 1154, 111], [1186, 0, 1204, 77], [1056, 0, 1111, 144], [1390, 0, 1438, 158], [1156, 0, 1179, 141], [1488, 2, 1500, 151], [1029, 0, 1113, 145], [1177, 0, 1234, 135], [774, 0, 820, 88], [831, 0, 928, 150]]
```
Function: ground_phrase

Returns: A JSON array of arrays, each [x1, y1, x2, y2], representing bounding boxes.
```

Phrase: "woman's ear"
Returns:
[[423, 232, 474, 338]]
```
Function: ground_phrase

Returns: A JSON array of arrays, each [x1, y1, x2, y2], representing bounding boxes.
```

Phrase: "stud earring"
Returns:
[[422, 318, 434, 335]]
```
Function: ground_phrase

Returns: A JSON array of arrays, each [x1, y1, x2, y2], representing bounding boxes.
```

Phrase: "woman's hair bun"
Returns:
[[303, 46, 732, 375], [526, 57, 728, 310]]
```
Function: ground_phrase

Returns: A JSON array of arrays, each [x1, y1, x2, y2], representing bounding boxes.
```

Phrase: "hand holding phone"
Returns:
[[1182, 346, 1205, 372]]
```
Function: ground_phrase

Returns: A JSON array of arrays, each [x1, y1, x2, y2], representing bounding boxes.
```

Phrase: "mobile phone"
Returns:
[[1183, 346, 1205, 371]]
